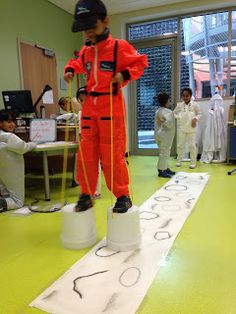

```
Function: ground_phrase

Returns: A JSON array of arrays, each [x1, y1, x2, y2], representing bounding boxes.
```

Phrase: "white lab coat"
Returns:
[[201, 94, 227, 163], [0, 130, 36, 209], [56, 112, 79, 125], [155, 107, 175, 170], [173, 101, 201, 164]]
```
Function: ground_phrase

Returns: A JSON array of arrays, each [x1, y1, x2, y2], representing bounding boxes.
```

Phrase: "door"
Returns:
[[130, 38, 177, 155], [19, 41, 59, 118]]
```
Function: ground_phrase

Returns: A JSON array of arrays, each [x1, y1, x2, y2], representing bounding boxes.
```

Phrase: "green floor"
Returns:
[[1, 156, 236, 314]]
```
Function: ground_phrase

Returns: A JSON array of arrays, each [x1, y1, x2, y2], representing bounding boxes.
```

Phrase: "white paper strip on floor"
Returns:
[[30, 172, 209, 314]]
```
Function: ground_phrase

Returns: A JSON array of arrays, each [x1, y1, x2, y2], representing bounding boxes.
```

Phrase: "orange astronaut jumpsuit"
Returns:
[[65, 33, 148, 198]]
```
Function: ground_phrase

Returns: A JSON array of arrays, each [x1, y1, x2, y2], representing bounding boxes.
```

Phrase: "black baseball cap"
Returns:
[[72, 0, 107, 32]]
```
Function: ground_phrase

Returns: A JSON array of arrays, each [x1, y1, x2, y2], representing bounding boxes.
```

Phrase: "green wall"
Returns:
[[0, 0, 83, 109]]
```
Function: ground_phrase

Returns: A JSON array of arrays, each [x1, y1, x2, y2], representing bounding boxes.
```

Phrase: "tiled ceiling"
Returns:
[[47, 0, 193, 15]]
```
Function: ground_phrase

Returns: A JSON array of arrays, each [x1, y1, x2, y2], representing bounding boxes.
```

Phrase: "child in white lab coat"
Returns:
[[155, 92, 175, 178], [173, 88, 201, 169], [0, 110, 36, 212]]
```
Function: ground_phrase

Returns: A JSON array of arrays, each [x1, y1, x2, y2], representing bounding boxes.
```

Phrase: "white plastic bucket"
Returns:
[[106, 205, 141, 251], [61, 204, 97, 249]]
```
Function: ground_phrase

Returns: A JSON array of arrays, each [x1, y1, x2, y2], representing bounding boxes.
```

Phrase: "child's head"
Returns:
[[157, 92, 170, 107], [72, 0, 109, 43], [58, 97, 71, 112], [181, 87, 192, 104], [76, 86, 87, 104], [0, 109, 16, 133]]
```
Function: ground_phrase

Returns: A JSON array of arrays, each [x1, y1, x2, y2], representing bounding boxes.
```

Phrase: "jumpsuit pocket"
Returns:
[[99, 116, 124, 145], [81, 126, 91, 133], [81, 116, 93, 138]]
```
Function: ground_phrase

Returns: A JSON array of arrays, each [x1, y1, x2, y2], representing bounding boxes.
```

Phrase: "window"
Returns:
[[180, 12, 229, 98], [136, 45, 173, 149], [128, 19, 178, 41], [128, 9, 236, 99], [230, 11, 236, 95]]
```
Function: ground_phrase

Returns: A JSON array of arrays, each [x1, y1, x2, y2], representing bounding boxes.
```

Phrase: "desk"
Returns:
[[227, 123, 236, 163], [28, 142, 78, 201], [16, 126, 78, 173], [15, 125, 78, 141]]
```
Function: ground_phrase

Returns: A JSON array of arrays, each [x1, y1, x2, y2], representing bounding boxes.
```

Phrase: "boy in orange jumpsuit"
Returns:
[[64, 0, 148, 213]]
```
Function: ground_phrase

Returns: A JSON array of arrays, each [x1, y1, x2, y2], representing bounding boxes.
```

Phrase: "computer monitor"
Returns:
[[2, 90, 35, 115]]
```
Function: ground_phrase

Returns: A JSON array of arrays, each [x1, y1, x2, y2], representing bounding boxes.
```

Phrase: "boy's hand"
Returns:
[[64, 72, 74, 83], [111, 72, 124, 84], [191, 117, 197, 128]]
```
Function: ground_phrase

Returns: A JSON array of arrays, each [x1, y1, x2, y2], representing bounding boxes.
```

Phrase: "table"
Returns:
[[16, 125, 78, 173], [28, 141, 78, 201], [15, 125, 78, 141]]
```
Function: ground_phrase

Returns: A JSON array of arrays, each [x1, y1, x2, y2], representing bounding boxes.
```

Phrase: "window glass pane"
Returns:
[[136, 45, 173, 149], [180, 12, 229, 98], [128, 19, 178, 41], [231, 11, 236, 95]]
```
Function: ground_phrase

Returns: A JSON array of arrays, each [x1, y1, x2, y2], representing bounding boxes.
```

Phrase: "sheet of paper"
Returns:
[[31, 172, 209, 314], [30, 119, 56, 143], [11, 206, 38, 216], [42, 90, 54, 105]]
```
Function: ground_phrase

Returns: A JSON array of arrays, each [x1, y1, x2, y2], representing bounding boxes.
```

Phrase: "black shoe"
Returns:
[[166, 168, 176, 175], [74, 193, 93, 212], [158, 170, 172, 178], [0, 197, 7, 213], [113, 196, 132, 213]]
